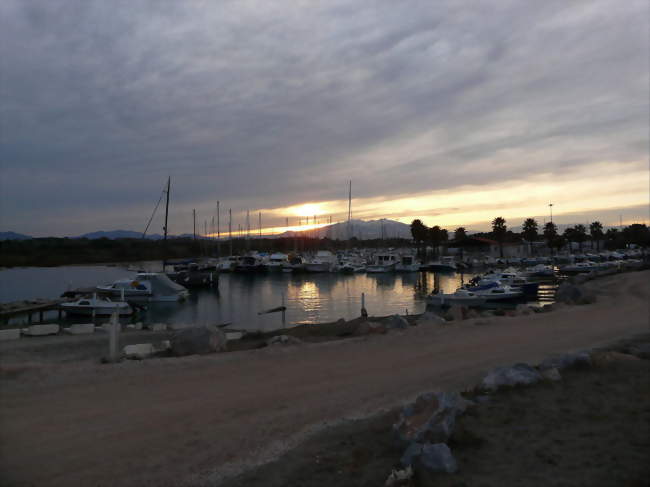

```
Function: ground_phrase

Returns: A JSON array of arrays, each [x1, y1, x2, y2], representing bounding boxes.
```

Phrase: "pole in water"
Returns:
[[281, 292, 286, 327], [361, 292, 367, 319]]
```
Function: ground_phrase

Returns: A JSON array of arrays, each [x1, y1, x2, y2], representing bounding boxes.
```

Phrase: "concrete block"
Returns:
[[64, 323, 95, 335], [123, 343, 155, 359], [149, 323, 167, 332], [21, 324, 60, 336], [225, 331, 244, 341], [0, 328, 21, 341], [153, 340, 171, 352]]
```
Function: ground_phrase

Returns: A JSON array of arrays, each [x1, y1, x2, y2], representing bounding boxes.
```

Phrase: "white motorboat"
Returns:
[[472, 283, 524, 301], [217, 256, 240, 272], [282, 255, 305, 273], [426, 288, 486, 307], [266, 252, 289, 272], [366, 253, 397, 273], [304, 251, 338, 272], [97, 277, 152, 297], [61, 295, 133, 316], [234, 254, 265, 272], [103, 272, 189, 302]]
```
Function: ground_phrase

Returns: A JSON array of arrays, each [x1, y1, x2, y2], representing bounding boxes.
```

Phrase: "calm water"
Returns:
[[0, 264, 482, 331]]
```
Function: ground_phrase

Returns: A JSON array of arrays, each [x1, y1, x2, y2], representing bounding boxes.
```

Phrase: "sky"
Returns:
[[1, 0, 648, 237]]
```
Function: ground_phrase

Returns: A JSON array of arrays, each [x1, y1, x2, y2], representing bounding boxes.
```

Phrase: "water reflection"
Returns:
[[1, 265, 487, 331]]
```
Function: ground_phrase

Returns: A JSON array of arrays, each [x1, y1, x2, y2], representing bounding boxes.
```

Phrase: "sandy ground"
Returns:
[[0, 270, 648, 487]]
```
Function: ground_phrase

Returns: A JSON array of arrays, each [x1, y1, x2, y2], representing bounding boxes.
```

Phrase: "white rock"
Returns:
[[0, 328, 21, 341], [64, 323, 95, 335], [481, 363, 542, 391], [123, 343, 155, 359], [21, 324, 60, 336]]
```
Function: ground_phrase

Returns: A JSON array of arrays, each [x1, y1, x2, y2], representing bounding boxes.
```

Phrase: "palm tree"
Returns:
[[491, 217, 507, 258], [410, 219, 428, 259], [543, 222, 557, 255], [522, 218, 539, 256], [454, 227, 467, 241], [589, 221, 604, 251], [429, 225, 444, 259], [573, 224, 587, 252]]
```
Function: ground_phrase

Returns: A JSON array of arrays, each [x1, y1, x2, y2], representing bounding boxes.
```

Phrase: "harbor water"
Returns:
[[0, 263, 554, 331]]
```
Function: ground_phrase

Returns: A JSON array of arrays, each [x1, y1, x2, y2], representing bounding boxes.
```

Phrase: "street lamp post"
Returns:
[[549, 203, 554, 223]]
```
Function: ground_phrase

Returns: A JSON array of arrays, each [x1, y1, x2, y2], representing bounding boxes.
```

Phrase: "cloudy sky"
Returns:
[[1, 0, 648, 237]]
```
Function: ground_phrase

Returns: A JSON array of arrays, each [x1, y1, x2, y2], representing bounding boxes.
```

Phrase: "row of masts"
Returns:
[[146, 178, 356, 260]]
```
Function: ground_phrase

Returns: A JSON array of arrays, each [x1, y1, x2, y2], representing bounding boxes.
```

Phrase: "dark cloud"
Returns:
[[0, 0, 647, 235]]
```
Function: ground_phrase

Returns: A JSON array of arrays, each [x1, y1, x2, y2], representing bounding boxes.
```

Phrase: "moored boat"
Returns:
[[426, 288, 486, 307], [61, 295, 133, 316]]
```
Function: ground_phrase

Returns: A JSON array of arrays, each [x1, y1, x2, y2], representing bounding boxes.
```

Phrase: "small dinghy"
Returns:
[[61, 295, 133, 316], [426, 288, 487, 307]]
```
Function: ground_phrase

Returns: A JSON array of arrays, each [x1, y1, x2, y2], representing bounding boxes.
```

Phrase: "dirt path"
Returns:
[[1, 271, 648, 487]]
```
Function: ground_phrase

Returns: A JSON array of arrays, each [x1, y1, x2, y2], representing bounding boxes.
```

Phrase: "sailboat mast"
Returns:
[[347, 180, 352, 240], [217, 201, 221, 257], [228, 208, 233, 255], [163, 176, 170, 270]]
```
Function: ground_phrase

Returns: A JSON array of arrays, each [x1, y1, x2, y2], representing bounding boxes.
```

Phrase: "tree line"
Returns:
[[411, 217, 650, 258]]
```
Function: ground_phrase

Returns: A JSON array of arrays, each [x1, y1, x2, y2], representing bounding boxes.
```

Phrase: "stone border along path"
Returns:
[[385, 341, 649, 485]]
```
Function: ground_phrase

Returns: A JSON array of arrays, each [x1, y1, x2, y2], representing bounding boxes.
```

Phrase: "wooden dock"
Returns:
[[0, 299, 65, 324]]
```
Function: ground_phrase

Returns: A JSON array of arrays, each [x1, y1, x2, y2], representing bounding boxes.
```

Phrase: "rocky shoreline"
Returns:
[[218, 335, 650, 487]]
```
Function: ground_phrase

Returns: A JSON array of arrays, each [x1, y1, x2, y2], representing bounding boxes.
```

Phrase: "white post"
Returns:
[[109, 309, 120, 362]]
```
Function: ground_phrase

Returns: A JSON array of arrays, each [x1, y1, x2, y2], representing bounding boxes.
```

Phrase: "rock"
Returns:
[[394, 391, 473, 445], [387, 314, 409, 329], [21, 324, 60, 336], [170, 326, 227, 356], [0, 329, 21, 341], [626, 343, 650, 359], [400, 442, 423, 467], [417, 311, 446, 326], [447, 306, 465, 322], [465, 309, 480, 319], [481, 363, 542, 391], [123, 343, 155, 359], [336, 318, 346, 326], [266, 334, 302, 346], [541, 367, 562, 382], [149, 323, 167, 332], [134, 322, 143, 330], [416, 443, 458, 474], [591, 351, 641, 367], [385, 465, 413, 486], [64, 323, 95, 335], [555, 282, 596, 305], [515, 304, 533, 315], [353, 321, 370, 336], [539, 351, 592, 371]]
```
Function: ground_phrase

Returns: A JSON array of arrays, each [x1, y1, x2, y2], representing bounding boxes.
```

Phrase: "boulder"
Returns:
[[387, 314, 409, 329], [416, 443, 458, 474], [266, 334, 302, 346], [394, 392, 473, 445], [481, 363, 542, 391], [64, 323, 95, 335], [626, 343, 650, 359], [400, 442, 423, 467], [555, 282, 596, 305], [446, 306, 465, 322], [123, 343, 155, 359], [353, 321, 370, 336], [21, 324, 60, 336], [515, 304, 533, 316], [465, 309, 480, 319], [384, 465, 413, 487], [417, 312, 446, 326], [540, 367, 562, 382], [539, 351, 592, 371], [369, 322, 387, 334], [170, 326, 227, 356], [591, 351, 641, 367]]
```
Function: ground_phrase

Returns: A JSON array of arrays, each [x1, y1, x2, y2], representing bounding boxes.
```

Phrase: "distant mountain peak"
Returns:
[[0, 231, 32, 240]]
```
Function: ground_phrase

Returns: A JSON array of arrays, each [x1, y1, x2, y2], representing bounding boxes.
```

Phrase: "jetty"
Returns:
[[0, 299, 65, 324]]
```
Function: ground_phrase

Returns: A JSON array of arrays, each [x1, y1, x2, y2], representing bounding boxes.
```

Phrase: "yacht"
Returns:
[[61, 295, 133, 316], [426, 288, 486, 307], [471, 282, 524, 301], [98, 272, 188, 302], [282, 255, 306, 273], [304, 251, 338, 272], [366, 253, 397, 273], [234, 254, 266, 272], [266, 253, 289, 272]]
